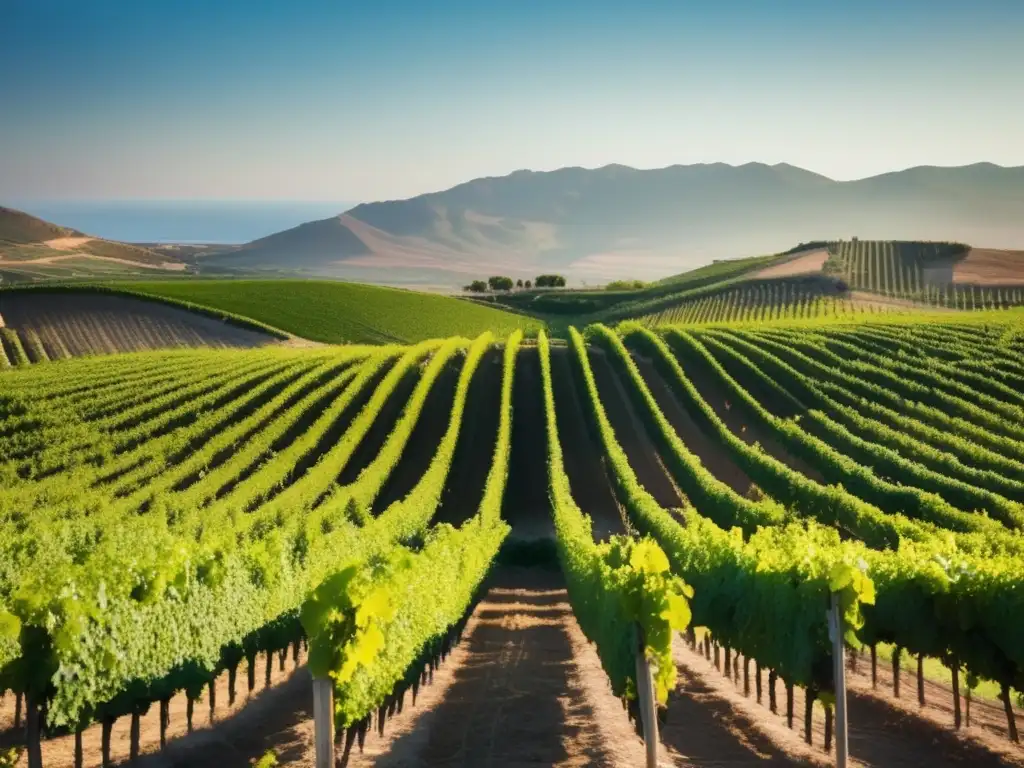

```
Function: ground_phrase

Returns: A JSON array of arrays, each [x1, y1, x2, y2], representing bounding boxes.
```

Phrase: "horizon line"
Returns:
[[6, 159, 1020, 208]]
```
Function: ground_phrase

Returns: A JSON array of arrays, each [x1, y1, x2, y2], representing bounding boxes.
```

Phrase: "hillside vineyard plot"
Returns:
[[0, 319, 1022, 766], [824, 240, 1024, 309]]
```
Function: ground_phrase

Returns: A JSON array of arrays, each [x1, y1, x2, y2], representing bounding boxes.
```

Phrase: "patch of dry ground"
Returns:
[[41, 236, 95, 251], [751, 248, 829, 279], [921, 248, 1024, 286], [954, 248, 1024, 285]]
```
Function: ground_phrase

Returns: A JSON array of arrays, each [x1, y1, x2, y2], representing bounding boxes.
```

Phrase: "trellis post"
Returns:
[[828, 593, 849, 768], [313, 677, 334, 768], [633, 624, 659, 768]]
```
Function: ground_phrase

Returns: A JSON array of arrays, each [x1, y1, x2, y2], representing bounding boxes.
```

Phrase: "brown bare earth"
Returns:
[[751, 248, 829, 279], [954, 248, 1024, 285], [344, 567, 654, 768], [0, 292, 286, 357], [920, 248, 1024, 286], [41, 236, 95, 251]]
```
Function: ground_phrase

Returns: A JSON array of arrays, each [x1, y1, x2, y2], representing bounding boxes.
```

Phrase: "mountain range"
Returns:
[[198, 162, 1024, 286], [5, 162, 1024, 288]]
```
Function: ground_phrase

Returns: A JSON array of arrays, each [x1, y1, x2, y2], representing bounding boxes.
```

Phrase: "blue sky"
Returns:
[[2, 0, 1022, 201]]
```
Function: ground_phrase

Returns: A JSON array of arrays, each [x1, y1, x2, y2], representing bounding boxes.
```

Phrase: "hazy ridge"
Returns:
[[202, 162, 1024, 285]]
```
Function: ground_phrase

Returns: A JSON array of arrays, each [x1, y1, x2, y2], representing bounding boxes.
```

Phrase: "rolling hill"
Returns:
[[200, 162, 1024, 286], [87, 280, 543, 344], [0, 205, 187, 281]]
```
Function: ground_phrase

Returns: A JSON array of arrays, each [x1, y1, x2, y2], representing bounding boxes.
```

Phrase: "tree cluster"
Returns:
[[463, 275, 564, 293], [534, 274, 566, 288]]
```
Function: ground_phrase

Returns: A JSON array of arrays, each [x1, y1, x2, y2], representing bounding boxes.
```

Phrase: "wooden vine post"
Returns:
[[633, 624, 659, 768], [312, 676, 334, 768], [25, 693, 43, 768], [828, 592, 850, 768]]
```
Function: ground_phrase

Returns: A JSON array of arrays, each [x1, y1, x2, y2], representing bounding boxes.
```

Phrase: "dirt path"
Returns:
[[844, 648, 1023, 760], [345, 567, 651, 768]]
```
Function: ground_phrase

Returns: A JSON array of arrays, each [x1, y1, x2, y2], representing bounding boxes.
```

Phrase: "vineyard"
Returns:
[[614, 241, 1024, 328], [0, 292, 282, 364], [1, 313, 1023, 767], [824, 240, 1024, 309], [89, 280, 544, 344], [637, 277, 875, 326]]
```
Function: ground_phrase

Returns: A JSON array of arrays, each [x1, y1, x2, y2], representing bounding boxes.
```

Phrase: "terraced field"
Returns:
[[1, 316, 1022, 767]]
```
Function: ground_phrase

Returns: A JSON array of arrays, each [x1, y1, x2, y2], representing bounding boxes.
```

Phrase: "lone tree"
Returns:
[[464, 280, 488, 293], [525, 279, 532, 289], [488, 276, 514, 291], [535, 274, 566, 288], [516, 278, 524, 289]]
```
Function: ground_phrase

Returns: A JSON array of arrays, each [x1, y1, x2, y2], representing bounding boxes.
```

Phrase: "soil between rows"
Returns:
[[548, 347, 625, 541], [433, 348, 503, 527]]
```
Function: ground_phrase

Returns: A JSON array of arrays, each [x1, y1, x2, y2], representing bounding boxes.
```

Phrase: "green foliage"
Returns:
[[0, 343, 456, 725], [568, 325, 874, 689], [637, 278, 863, 327], [538, 331, 691, 704], [615, 322, 1024, 691], [487, 275, 514, 291], [301, 557, 405, 684], [605, 279, 648, 291], [535, 274, 567, 288], [0, 329, 29, 366], [824, 240, 975, 302], [2, 307, 1024, 731], [673, 329, 1024, 533], [300, 332, 522, 728], [252, 749, 279, 768], [80, 280, 543, 343], [590, 323, 786, 536], [699, 330, 1024, 526]]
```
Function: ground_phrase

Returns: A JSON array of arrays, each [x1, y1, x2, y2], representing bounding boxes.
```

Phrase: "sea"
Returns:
[[11, 200, 358, 245]]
